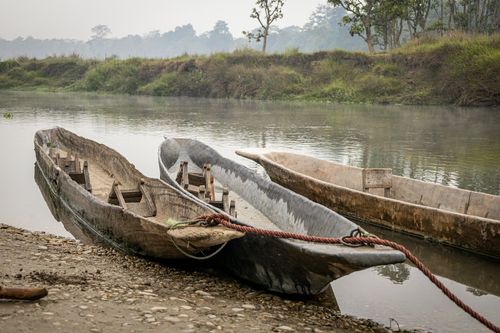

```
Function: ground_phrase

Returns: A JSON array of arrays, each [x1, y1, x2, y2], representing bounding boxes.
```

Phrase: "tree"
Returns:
[[243, 0, 285, 53], [207, 21, 233, 52], [327, 0, 377, 52], [91, 25, 111, 40]]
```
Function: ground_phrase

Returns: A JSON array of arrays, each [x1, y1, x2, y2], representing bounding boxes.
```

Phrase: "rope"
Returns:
[[166, 218, 228, 260], [199, 213, 499, 333], [169, 235, 228, 261]]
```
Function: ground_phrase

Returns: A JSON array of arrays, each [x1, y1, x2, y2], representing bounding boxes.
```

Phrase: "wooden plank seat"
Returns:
[[68, 161, 92, 192], [108, 180, 156, 217], [50, 151, 91, 192], [176, 161, 237, 217]]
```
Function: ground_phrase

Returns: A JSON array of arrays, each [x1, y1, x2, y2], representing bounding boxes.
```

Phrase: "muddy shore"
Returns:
[[0, 223, 406, 333]]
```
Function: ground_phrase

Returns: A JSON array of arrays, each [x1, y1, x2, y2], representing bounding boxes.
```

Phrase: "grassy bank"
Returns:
[[0, 34, 498, 106]]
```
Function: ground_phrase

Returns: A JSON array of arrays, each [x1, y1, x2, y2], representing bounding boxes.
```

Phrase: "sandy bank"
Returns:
[[0, 223, 405, 332]]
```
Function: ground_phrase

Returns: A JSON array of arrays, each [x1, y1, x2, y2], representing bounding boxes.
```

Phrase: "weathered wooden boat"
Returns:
[[34, 127, 243, 259], [237, 150, 500, 259], [158, 138, 405, 295]]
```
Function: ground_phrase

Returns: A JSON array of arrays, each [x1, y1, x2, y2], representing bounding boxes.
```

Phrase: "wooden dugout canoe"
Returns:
[[34, 127, 243, 259], [236, 150, 500, 259], [158, 138, 405, 295]]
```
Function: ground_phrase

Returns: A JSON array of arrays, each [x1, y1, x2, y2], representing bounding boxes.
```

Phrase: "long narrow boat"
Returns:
[[158, 138, 405, 295], [236, 150, 500, 259], [34, 127, 243, 259]]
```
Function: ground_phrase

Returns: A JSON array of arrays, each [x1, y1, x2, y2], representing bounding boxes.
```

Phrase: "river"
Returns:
[[0, 91, 499, 332]]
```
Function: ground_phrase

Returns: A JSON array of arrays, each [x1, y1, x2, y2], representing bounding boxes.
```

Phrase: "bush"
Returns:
[[80, 59, 141, 94], [355, 73, 403, 97], [0, 60, 20, 74]]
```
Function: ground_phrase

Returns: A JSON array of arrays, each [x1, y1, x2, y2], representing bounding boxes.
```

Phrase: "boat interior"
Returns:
[[169, 159, 281, 231], [48, 147, 158, 218], [35, 129, 216, 225], [263, 152, 500, 220]]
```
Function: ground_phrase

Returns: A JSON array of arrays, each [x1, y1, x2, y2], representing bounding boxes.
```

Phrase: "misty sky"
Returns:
[[0, 0, 325, 40]]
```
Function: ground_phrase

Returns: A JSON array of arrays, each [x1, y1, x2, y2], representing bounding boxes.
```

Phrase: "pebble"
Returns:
[[231, 308, 244, 312], [151, 306, 168, 312], [79, 305, 88, 310], [276, 326, 294, 331], [195, 290, 211, 297], [38, 245, 48, 250], [164, 316, 181, 323], [180, 305, 192, 310], [242, 304, 256, 310]]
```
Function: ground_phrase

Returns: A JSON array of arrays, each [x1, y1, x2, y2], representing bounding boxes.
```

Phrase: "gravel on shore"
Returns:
[[0, 223, 404, 333]]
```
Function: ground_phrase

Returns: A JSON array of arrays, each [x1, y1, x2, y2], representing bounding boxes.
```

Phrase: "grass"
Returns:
[[0, 33, 498, 106]]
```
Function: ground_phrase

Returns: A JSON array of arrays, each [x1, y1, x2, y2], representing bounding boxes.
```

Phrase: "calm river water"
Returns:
[[0, 91, 499, 332]]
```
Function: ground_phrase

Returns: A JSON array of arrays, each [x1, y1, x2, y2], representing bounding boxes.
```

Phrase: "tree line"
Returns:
[[1, 0, 497, 59], [326, 0, 499, 52], [0, 5, 364, 60]]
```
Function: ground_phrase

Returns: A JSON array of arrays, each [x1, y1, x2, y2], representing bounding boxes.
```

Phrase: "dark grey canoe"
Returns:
[[158, 138, 405, 295]]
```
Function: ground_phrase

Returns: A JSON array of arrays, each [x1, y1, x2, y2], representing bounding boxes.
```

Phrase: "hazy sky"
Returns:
[[0, 0, 325, 40]]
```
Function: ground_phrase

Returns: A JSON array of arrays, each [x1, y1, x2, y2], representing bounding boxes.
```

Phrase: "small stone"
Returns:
[[38, 245, 48, 250], [163, 316, 180, 323], [180, 305, 192, 310], [231, 308, 244, 312], [151, 306, 168, 313], [145, 317, 156, 323], [242, 304, 256, 310], [208, 315, 217, 319], [195, 290, 211, 297], [42, 312, 54, 316], [79, 305, 88, 310], [276, 326, 294, 331]]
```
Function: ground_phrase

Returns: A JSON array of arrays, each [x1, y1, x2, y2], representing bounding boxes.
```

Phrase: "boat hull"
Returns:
[[34, 128, 242, 260], [159, 139, 406, 295], [239, 151, 500, 260]]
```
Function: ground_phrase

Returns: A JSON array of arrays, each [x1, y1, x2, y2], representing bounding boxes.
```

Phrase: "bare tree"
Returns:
[[243, 0, 285, 53], [91, 25, 111, 40]]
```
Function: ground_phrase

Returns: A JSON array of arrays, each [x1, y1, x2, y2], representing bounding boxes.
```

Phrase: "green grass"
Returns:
[[0, 33, 498, 106]]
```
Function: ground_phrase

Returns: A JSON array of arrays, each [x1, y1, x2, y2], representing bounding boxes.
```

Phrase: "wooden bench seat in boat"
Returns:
[[50, 150, 92, 192], [108, 180, 156, 217]]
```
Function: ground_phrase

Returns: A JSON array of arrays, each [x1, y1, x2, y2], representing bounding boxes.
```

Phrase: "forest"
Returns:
[[0, 1, 498, 106]]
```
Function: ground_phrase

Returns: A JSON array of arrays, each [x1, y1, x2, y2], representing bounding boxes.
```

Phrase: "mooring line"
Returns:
[[197, 213, 499, 333]]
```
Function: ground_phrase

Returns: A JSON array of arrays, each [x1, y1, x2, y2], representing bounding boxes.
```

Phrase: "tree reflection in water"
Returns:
[[467, 287, 488, 296], [375, 263, 410, 284]]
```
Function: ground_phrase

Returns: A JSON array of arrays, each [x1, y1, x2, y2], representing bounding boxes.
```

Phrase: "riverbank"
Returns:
[[0, 223, 407, 333], [0, 34, 498, 106]]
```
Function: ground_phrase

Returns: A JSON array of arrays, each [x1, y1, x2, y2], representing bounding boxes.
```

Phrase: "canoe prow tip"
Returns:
[[235, 149, 262, 162]]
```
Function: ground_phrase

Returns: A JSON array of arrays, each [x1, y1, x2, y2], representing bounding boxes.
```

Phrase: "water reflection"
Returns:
[[360, 222, 500, 297], [34, 164, 102, 245], [1, 91, 500, 333], [374, 263, 410, 285]]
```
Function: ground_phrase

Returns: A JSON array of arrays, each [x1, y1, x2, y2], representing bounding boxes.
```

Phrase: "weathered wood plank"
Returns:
[[222, 187, 229, 212], [139, 180, 156, 217], [83, 161, 92, 192], [112, 181, 127, 209]]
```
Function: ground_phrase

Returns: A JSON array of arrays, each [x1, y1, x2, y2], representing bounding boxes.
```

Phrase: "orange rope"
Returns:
[[200, 213, 500, 333]]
